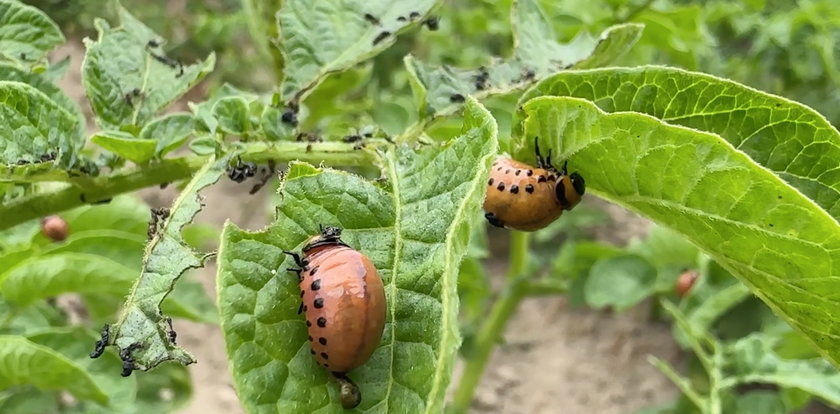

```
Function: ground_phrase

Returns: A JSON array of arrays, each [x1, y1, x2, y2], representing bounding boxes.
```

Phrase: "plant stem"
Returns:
[[0, 141, 378, 230], [450, 231, 531, 414]]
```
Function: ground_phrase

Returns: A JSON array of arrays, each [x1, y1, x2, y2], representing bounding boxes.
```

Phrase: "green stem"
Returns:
[[708, 349, 723, 414], [450, 231, 531, 414], [0, 141, 378, 230]]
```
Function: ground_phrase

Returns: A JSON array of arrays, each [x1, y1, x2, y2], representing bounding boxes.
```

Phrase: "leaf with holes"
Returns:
[[514, 66, 840, 221], [404, 0, 642, 122], [82, 5, 214, 130], [0, 0, 64, 63], [517, 95, 840, 368], [277, 0, 441, 104], [0, 81, 83, 168], [217, 98, 497, 413], [105, 154, 232, 375], [0, 335, 108, 404]]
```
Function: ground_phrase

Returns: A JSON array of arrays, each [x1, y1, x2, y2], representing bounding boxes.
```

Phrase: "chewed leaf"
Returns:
[[0, 335, 108, 404], [217, 98, 497, 412], [404, 0, 642, 121], [519, 96, 840, 367], [106, 154, 232, 374], [0, 0, 64, 63], [82, 5, 215, 130], [277, 0, 440, 103], [514, 66, 840, 221], [0, 81, 82, 168]]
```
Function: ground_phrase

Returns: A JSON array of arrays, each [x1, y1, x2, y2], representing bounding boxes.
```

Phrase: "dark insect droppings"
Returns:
[[409, 11, 420, 19], [363, 13, 380, 25], [373, 31, 390, 46], [423, 16, 439, 30], [281, 110, 298, 126], [449, 93, 466, 103], [317, 317, 327, 327], [397, 16, 406, 22]]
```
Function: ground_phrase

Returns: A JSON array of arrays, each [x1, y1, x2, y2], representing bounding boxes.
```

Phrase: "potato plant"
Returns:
[[1, 0, 840, 413]]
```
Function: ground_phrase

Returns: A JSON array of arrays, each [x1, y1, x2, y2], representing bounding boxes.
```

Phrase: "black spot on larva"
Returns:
[[488, 178, 494, 186], [497, 166, 502, 171], [310, 266, 318, 275], [538, 175, 547, 183], [515, 170, 521, 176], [548, 175, 556, 181], [298, 303, 303, 314], [317, 317, 327, 327], [497, 182, 506, 191], [505, 169, 511, 174], [510, 185, 519, 194], [306, 321, 312, 327], [525, 184, 534, 194], [325, 363, 329, 368], [310, 349, 315, 355], [321, 352, 329, 360], [314, 298, 324, 308], [303, 305, 308, 312], [308, 336, 313, 341], [300, 290, 305, 297], [527, 170, 533, 176], [311, 280, 321, 291], [319, 337, 327, 345]]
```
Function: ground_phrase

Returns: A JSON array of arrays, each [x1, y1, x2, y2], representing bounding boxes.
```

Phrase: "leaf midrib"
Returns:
[[379, 151, 402, 412]]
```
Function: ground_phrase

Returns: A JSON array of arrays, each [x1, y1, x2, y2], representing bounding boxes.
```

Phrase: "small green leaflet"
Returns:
[[0, 0, 64, 63]]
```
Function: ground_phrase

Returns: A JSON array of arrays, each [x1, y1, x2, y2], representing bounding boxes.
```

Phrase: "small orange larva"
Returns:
[[284, 226, 386, 409], [483, 138, 585, 231]]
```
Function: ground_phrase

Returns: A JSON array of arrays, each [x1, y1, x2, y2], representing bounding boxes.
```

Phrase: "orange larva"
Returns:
[[483, 138, 585, 231], [284, 226, 386, 409], [675, 270, 700, 298]]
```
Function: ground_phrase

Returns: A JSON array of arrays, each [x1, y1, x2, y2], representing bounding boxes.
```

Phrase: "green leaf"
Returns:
[[732, 391, 786, 414], [0, 81, 82, 167], [26, 327, 137, 412], [584, 254, 657, 311], [82, 5, 215, 130], [0, 0, 64, 63], [0, 335, 108, 404], [42, 230, 145, 269], [108, 154, 231, 372], [212, 97, 250, 135], [514, 66, 840, 221], [0, 253, 135, 306], [404, 0, 643, 122], [723, 333, 840, 407], [161, 275, 218, 324], [517, 95, 840, 367], [0, 387, 58, 414], [91, 130, 158, 164], [139, 113, 196, 156], [217, 98, 498, 412], [277, 0, 441, 103], [0, 63, 85, 139], [63, 195, 149, 236]]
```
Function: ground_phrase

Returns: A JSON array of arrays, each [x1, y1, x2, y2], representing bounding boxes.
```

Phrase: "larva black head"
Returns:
[[570, 172, 585, 196], [303, 226, 349, 252]]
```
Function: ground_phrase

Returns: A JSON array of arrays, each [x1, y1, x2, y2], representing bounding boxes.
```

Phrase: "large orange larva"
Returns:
[[284, 226, 386, 408]]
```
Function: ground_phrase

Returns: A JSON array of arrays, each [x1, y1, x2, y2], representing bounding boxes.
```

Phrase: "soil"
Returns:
[[52, 39, 685, 414]]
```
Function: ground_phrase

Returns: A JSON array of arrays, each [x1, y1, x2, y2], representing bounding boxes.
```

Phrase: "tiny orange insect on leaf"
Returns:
[[41, 215, 69, 242], [675, 270, 700, 298]]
